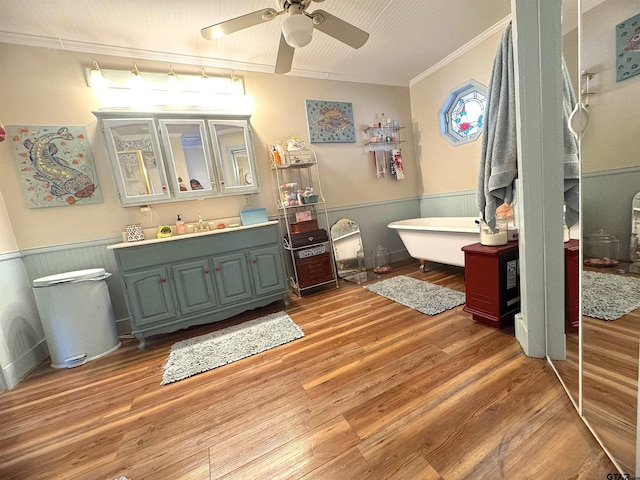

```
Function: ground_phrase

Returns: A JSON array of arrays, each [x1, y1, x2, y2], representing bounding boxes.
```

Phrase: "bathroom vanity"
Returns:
[[108, 222, 288, 348]]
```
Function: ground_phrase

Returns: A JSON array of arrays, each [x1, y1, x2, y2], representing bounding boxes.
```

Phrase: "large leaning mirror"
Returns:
[[330, 218, 376, 285], [550, 0, 640, 475], [579, 1, 640, 476]]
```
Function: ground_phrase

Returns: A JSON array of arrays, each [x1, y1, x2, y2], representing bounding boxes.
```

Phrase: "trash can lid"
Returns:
[[33, 268, 107, 287]]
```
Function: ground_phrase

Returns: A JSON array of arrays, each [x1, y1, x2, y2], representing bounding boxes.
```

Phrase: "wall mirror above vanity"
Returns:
[[93, 110, 259, 206]]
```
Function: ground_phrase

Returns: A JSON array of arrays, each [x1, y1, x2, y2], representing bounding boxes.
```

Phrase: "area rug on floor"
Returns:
[[161, 311, 304, 385], [364, 275, 465, 315], [582, 270, 640, 321]]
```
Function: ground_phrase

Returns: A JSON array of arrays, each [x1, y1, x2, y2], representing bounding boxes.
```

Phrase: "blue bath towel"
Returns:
[[477, 23, 580, 229], [477, 23, 517, 231]]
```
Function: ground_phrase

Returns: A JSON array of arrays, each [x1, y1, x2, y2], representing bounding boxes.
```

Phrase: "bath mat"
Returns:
[[582, 271, 640, 321], [161, 311, 303, 385], [364, 275, 465, 315]]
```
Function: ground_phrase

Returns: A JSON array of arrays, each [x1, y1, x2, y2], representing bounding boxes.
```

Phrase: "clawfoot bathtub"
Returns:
[[388, 217, 480, 270]]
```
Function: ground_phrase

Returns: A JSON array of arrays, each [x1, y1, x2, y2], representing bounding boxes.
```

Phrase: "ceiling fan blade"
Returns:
[[311, 10, 369, 49], [275, 33, 295, 74], [201, 8, 279, 40]]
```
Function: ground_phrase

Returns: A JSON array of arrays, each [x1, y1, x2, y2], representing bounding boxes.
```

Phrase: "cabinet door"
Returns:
[[100, 118, 172, 205], [212, 252, 253, 304], [171, 259, 218, 316], [249, 245, 286, 296], [207, 119, 259, 195], [158, 119, 219, 199], [123, 267, 177, 328]]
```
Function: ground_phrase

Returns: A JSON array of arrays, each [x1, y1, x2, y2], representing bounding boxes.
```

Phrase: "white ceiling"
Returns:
[[0, 0, 516, 87], [0, 1, 605, 87]]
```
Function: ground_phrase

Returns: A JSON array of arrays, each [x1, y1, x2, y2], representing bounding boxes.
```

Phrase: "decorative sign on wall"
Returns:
[[305, 100, 355, 143], [616, 13, 640, 82], [7, 125, 102, 208]]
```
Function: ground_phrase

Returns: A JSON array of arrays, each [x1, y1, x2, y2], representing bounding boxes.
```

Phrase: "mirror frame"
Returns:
[[94, 110, 260, 206], [158, 118, 218, 201], [207, 119, 259, 195], [99, 117, 172, 205]]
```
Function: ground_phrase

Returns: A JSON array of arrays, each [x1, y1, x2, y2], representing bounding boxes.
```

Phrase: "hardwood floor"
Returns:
[[0, 262, 616, 479], [552, 266, 639, 475]]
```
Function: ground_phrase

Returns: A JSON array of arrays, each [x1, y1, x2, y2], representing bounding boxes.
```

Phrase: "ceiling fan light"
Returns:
[[282, 12, 313, 48]]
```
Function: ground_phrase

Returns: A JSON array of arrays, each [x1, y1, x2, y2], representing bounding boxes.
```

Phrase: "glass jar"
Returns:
[[630, 233, 639, 262], [584, 228, 619, 267], [372, 245, 392, 274], [479, 218, 508, 246], [356, 249, 366, 272]]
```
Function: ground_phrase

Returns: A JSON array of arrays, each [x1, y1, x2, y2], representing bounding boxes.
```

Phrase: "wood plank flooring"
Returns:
[[551, 266, 639, 475], [0, 262, 617, 479]]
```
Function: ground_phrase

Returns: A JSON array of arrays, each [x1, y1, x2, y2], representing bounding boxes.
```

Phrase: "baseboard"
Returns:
[[2, 338, 48, 390]]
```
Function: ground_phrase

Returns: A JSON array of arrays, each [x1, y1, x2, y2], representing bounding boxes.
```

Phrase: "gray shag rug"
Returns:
[[582, 271, 640, 321], [364, 275, 465, 315], [161, 311, 303, 385]]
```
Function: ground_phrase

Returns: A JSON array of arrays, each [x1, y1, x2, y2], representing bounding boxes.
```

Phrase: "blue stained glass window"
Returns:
[[439, 79, 488, 146]]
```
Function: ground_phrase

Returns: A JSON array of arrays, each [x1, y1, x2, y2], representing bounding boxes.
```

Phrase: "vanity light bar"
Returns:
[[85, 66, 244, 95]]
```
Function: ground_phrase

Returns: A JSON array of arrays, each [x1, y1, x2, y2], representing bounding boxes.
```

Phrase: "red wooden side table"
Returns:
[[461, 241, 520, 328]]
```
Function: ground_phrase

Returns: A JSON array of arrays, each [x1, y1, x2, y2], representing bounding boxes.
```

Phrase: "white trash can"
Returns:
[[32, 268, 120, 368]]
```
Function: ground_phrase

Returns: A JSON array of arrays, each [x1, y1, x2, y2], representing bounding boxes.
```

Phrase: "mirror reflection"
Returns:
[[159, 120, 216, 195], [107, 120, 168, 200], [330, 218, 376, 285], [209, 121, 254, 190]]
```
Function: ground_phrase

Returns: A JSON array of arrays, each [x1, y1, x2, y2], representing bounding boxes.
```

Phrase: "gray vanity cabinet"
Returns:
[[122, 266, 178, 328], [171, 259, 218, 316], [250, 245, 286, 296], [110, 222, 288, 348], [212, 252, 253, 305]]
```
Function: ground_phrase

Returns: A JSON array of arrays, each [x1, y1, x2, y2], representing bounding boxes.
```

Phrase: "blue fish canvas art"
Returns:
[[8, 125, 102, 208]]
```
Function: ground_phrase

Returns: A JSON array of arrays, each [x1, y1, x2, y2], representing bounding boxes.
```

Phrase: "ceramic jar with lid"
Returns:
[[584, 228, 619, 267]]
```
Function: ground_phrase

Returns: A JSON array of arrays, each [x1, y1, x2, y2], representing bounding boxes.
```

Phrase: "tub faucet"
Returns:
[[193, 214, 211, 233]]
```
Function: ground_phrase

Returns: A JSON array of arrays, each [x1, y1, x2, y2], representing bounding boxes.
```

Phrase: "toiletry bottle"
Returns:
[[176, 214, 186, 234]]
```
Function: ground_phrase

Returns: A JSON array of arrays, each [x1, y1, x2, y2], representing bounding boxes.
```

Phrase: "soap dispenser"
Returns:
[[176, 214, 186, 234]]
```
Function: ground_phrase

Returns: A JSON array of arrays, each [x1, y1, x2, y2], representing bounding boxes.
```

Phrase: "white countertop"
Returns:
[[107, 221, 278, 250]]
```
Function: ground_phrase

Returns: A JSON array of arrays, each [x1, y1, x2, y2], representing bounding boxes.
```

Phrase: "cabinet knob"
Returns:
[[204, 269, 210, 274], [215, 266, 221, 271], [252, 258, 257, 263], [160, 277, 167, 283]]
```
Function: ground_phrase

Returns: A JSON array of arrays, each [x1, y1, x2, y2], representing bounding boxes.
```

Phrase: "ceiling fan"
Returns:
[[201, 0, 369, 74]]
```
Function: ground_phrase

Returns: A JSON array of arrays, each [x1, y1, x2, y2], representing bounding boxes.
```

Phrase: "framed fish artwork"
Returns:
[[7, 125, 102, 208], [305, 100, 355, 143], [616, 13, 640, 82]]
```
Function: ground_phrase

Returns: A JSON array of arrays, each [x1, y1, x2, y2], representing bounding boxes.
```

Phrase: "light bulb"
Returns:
[[89, 58, 106, 89], [130, 62, 143, 89], [167, 64, 178, 90]]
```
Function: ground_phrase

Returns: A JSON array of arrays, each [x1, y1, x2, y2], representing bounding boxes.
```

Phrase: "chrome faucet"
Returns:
[[193, 214, 211, 233]]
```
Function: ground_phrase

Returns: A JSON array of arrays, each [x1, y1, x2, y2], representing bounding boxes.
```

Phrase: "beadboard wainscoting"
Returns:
[[21, 239, 128, 333], [583, 166, 640, 261], [326, 197, 420, 265], [0, 252, 48, 389], [420, 190, 477, 218], [420, 166, 640, 261]]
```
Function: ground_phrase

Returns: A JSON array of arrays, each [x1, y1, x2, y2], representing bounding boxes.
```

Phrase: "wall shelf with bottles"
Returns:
[[364, 124, 405, 148], [269, 147, 338, 296]]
